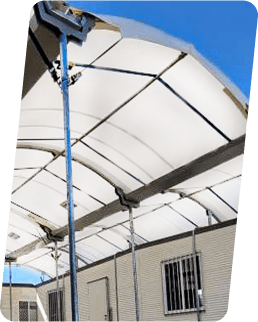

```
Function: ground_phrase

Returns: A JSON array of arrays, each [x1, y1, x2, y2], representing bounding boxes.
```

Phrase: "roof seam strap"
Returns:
[[166, 204, 199, 228], [79, 140, 146, 185], [207, 187, 238, 214], [44, 168, 106, 206], [74, 63, 157, 78], [157, 77, 231, 143]]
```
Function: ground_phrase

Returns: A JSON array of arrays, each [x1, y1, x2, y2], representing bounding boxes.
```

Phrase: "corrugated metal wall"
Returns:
[[1, 221, 236, 321]]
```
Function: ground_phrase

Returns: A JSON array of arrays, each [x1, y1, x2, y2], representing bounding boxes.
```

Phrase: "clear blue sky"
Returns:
[[2, 0, 257, 285], [69, 1, 257, 98], [2, 266, 50, 285]]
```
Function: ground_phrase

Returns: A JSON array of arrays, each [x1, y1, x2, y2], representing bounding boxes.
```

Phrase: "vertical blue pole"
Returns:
[[60, 32, 79, 321]]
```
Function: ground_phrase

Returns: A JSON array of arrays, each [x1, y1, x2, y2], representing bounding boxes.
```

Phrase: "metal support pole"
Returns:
[[206, 209, 212, 226], [60, 32, 79, 321], [129, 207, 140, 321], [55, 241, 60, 322], [192, 230, 201, 321], [9, 262, 12, 321]]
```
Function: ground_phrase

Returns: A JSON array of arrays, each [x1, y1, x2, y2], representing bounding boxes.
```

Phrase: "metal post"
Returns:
[[206, 209, 212, 226], [55, 241, 60, 322], [60, 32, 79, 321], [9, 262, 12, 321], [192, 230, 201, 321], [129, 207, 140, 321]]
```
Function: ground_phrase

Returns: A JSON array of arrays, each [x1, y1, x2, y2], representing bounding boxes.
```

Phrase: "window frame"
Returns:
[[47, 288, 65, 321], [18, 300, 37, 321], [161, 253, 204, 315]]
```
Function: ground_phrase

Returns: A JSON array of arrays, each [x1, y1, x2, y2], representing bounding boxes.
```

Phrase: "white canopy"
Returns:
[[6, 9, 247, 278]]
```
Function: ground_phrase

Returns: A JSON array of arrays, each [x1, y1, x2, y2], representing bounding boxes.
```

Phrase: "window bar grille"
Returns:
[[176, 260, 182, 311], [179, 259, 185, 310]]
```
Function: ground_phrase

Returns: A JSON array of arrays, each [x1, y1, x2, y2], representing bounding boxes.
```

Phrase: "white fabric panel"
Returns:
[[17, 127, 65, 140], [96, 38, 181, 74], [9, 211, 44, 239], [211, 177, 241, 212], [77, 236, 118, 262], [214, 155, 244, 177], [170, 198, 208, 227], [11, 179, 66, 228], [123, 206, 189, 242], [17, 140, 68, 152], [67, 28, 122, 64], [14, 149, 53, 169], [109, 80, 227, 169], [173, 156, 243, 194], [193, 190, 237, 221], [69, 68, 150, 120], [72, 141, 143, 191], [111, 225, 147, 245], [90, 122, 172, 181], [47, 157, 116, 204], [31, 171, 92, 219], [14, 168, 40, 177], [21, 72, 62, 111], [17, 248, 51, 266], [141, 192, 180, 207], [6, 224, 38, 251], [84, 136, 153, 184], [24, 254, 64, 277], [162, 56, 246, 140], [98, 229, 129, 250], [12, 177, 28, 191]]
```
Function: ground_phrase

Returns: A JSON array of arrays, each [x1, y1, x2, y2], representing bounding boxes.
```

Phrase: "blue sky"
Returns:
[[68, 1, 257, 98], [2, 266, 49, 285], [2, 1, 257, 285]]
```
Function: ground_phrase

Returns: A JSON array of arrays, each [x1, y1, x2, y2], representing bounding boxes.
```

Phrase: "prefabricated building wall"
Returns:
[[1, 219, 236, 321]]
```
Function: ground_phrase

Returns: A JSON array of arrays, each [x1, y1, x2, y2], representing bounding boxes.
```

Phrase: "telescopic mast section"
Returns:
[[60, 32, 79, 321], [33, 2, 95, 320]]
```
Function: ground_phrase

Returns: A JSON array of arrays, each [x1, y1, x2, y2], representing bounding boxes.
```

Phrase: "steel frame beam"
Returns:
[[53, 134, 245, 238], [8, 135, 245, 260]]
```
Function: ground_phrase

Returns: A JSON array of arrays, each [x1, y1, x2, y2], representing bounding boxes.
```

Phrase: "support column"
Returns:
[[129, 207, 140, 321], [55, 241, 61, 321], [60, 32, 79, 321], [115, 187, 140, 321]]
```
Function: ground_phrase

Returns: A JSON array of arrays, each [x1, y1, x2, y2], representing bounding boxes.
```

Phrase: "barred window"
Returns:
[[19, 301, 37, 321], [162, 254, 204, 314], [48, 289, 64, 321]]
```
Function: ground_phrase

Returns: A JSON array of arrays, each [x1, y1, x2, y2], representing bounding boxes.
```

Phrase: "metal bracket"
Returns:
[[40, 224, 64, 243], [115, 187, 140, 209], [34, 1, 95, 44]]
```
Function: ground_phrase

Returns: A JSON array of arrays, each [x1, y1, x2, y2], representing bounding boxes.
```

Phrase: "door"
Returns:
[[88, 277, 109, 321]]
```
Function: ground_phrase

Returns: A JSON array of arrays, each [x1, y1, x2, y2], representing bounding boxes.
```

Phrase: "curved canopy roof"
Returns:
[[6, 5, 247, 278]]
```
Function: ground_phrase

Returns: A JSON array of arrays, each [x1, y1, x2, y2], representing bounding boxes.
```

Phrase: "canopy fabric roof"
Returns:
[[6, 8, 247, 278]]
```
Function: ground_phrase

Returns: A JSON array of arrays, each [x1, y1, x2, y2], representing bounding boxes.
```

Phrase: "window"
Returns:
[[48, 289, 64, 321], [162, 253, 204, 314], [19, 301, 37, 321]]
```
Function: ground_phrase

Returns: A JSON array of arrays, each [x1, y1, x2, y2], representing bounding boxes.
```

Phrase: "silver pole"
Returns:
[[60, 32, 79, 321], [9, 262, 12, 321], [55, 241, 60, 322], [129, 207, 140, 321], [192, 230, 201, 321]]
